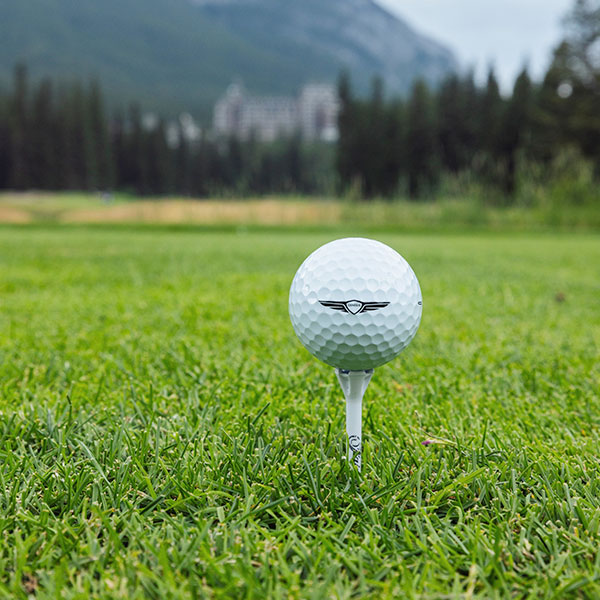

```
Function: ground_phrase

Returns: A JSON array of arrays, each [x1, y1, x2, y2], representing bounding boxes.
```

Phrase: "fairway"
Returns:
[[1, 226, 599, 598]]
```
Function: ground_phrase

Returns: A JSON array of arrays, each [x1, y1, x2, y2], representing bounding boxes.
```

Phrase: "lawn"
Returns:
[[0, 226, 599, 599], [2, 192, 600, 232]]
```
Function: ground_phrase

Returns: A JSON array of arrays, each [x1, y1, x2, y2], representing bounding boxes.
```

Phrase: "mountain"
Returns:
[[0, 0, 457, 119], [195, 0, 456, 94]]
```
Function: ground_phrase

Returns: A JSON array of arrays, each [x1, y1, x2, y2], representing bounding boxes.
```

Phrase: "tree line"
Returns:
[[0, 0, 597, 200], [338, 0, 600, 199], [0, 66, 333, 196]]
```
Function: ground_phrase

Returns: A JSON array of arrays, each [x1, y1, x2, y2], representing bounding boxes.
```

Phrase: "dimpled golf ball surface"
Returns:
[[289, 238, 422, 370]]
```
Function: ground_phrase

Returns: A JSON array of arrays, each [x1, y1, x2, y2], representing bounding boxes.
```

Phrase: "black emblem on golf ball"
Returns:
[[348, 435, 361, 452], [319, 300, 390, 315]]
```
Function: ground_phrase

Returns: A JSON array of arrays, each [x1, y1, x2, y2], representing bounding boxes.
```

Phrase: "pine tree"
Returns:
[[437, 75, 463, 173], [436, 73, 480, 174], [476, 67, 506, 188], [241, 132, 261, 194], [284, 133, 303, 193], [144, 119, 171, 194], [52, 85, 71, 189], [379, 99, 404, 197], [479, 67, 504, 158], [532, 43, 573, 163], [63, 82, 94, 189], [0, 93, 12, 189], [533, 0, 600, 167], [362, 77, 385, 197], [564, 0, 600, 94], [225, 136, 243, 191], [499, 68, 533, 196], [560, 0, 600, 162], [460, 71, 481, 168], [126, 104, 146, 194], [111, 110, 127, 191], [174, 126, 193, 195], [406, 79, 438, 198], [88, 80, 113, 190], [30, 79, 56, 189], [190, 135, 212, 196], [9, 64, 30, 189], [335, 71, 361, 193]]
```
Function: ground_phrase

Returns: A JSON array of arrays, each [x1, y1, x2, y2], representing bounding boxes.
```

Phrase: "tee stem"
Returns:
[[335, 369, 373, 471]]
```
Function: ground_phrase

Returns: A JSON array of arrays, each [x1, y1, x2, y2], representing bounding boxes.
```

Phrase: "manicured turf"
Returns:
[[0, 226, 599, 599]]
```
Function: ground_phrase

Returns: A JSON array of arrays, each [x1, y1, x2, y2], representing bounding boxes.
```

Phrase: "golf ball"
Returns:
[[289, 238, 422, 370]]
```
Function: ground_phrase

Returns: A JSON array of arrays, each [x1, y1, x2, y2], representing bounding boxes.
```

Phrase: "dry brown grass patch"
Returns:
[[0, 206, 31, 223], [62, 199, 342, 225]]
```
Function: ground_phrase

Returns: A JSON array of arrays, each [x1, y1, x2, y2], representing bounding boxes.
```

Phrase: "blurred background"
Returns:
[[0, 0, 598, 227]]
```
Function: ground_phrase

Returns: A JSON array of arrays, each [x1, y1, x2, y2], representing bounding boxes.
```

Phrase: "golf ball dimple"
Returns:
[[289, 238, 422, 370]]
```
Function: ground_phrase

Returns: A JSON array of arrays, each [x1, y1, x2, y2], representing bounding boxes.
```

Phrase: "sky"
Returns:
[[377, 0, 574, 91]]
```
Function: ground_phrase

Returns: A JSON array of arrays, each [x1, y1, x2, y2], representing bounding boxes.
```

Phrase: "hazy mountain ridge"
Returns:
[[197, 0, 457, 92], [0, 0, 456, 119]]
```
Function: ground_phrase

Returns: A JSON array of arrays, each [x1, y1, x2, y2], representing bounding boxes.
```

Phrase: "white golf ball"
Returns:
[[289, 238, 422, 370]]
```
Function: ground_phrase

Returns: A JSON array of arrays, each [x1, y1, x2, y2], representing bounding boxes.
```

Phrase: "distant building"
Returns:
[[213, 83, 339, 142], [298, 84, 339, 142]]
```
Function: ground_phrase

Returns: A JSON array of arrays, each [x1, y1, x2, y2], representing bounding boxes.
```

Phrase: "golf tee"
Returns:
[[346, 396, 362, 469], [336, 369, 373, 471]]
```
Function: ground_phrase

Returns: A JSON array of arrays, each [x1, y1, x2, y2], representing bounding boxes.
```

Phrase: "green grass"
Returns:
[[2, 192, 600, 232], [0, 226, 599, 598]]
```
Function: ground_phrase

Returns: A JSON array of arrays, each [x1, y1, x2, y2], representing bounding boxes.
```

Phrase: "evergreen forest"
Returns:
[[0, 0, 598, 203]]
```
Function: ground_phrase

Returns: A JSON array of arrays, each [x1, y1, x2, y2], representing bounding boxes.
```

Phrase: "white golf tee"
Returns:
[[335, 369, 373, 471]]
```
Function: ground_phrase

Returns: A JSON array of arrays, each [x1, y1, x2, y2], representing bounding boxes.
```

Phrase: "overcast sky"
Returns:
[[377, 0, 574, 90]]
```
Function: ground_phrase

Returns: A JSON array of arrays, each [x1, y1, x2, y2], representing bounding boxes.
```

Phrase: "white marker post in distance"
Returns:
[[289, 238, 422, 472]]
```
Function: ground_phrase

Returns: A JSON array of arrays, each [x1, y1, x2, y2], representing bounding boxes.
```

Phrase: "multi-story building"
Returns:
[[213, 83, 339, 142]]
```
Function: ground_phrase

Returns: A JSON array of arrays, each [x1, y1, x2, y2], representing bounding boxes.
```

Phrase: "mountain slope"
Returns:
[[196, 0, 456, 93], [0, 0, 299, 117], [0, 0, 456, 118]]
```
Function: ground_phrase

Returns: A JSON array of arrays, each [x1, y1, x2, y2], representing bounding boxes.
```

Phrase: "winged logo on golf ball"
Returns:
[[289, 237, 422, 472], [319, 300, 390, 314]]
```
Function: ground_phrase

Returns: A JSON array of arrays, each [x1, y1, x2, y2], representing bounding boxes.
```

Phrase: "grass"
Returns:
[[0, 225, 599, 598], [2, 191, 600, 231]]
